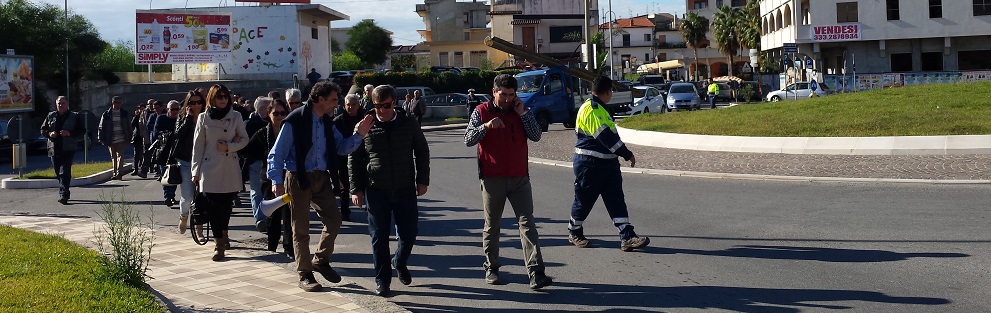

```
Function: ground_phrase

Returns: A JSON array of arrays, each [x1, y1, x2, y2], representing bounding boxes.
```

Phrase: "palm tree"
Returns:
[[740, 0, 761, 50], [679, 11, 709, 81], [712, 5, 743, 77]]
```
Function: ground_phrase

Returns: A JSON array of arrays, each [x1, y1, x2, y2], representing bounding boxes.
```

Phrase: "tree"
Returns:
[[741, 0, 761, 51], [712, 5, 743, 77], [345, 19, 393, 66], [91, 40, 170, 73], [679, 11, 709, 81], [333, 51, 368, 70], [330, 38, 342, 56], [0, 0, 107, 112], [391, 54, 416, 71]]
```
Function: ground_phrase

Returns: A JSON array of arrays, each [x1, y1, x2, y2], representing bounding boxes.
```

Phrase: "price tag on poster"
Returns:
[[135, 10, 232, 64]]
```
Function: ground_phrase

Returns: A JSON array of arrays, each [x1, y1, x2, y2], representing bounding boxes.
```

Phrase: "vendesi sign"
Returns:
[[135, 10, 232, 64], [812, 24, 860, 42]]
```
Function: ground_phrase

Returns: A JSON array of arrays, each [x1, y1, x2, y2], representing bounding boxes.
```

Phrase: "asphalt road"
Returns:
[[1, 128, 989, 312]]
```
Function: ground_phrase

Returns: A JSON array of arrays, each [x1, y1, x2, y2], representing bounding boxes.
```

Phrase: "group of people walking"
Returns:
[[41, 74, 648, 298]]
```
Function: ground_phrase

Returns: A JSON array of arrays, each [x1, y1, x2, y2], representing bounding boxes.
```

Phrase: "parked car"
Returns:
[[396, 86, 436, 106], [618, 80, 635, 88], [766, 81, 827, 102], [665, 83, 702, 111], [330, 74, 355, 95], [637, 75, 666, 87], [421, 93, 470, 106], [623, 86, 665, 115], [430, 66, 461, 74], [459, 67, 481, 74]]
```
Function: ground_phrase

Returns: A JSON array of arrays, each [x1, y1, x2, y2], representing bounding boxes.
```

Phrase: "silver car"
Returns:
[[665, 83, 701, 111]]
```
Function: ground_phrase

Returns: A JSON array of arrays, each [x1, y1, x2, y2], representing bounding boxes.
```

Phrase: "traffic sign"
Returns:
[[783, 55, 791, 67], [805, 58, 813, 69], [783, 43, 798, 53], [810, 78, 818, 91], [742, 63, 753, 73]]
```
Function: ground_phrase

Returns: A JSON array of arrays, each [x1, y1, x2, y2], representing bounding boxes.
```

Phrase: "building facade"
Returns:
[[601, 16, 655, 78], [685, 0, 754, 79], [760, 0, 991, 75], [489, 0, 598, 67], [416, 0, 507, 68]]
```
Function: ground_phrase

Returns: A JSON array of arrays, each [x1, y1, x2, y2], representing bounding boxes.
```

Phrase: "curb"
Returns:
[[528, 157, 991, 185], [1, 163, 133, 189], [421, 123, 467, 132]]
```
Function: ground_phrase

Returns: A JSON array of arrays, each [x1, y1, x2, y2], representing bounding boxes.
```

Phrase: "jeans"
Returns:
[[161, 165, 176, 200], [177, 160, 194, 217], [131, 141, 144, 174], [248, 161, 265, 222], [366, 186, 419, 287], [480, 177, 544, 273], [51, 150, 75, 200], [569, 154, 636, 240], [708, 93, 717, 109]]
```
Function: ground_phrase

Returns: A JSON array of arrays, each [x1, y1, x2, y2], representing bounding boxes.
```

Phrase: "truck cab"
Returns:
[[515, 66, 632, 132]]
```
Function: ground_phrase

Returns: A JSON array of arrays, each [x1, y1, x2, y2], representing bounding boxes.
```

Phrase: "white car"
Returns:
[[626, 86, 666, 115], [766, 81, 827, 102]]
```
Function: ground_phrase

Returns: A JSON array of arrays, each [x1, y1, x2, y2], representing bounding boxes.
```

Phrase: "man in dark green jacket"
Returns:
[[349, 85, 430, 297]]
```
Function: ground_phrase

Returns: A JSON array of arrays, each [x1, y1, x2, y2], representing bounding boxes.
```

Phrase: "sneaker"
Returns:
[[569, 234, 590, 248], [312, 262, 342, 283], [484, 268, 504, 285], [620, 236, 650, 252], [255, 220, 268, 233], [298, 272, 322, 292], [393, 260, 412, 285], [529, 271, 553, 290]]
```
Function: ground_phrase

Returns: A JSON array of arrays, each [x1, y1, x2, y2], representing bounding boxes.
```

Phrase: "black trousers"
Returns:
[[204, 192, 236, 238], [336, 155, 351, 217], [51, 150, 74, 200], [263, 180, 293, 254]]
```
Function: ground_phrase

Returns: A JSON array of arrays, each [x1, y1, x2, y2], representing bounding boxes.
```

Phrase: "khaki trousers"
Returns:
[[287, 171, 341, 273], [481, 176, 544, 273], [108, 142, 127, 177]]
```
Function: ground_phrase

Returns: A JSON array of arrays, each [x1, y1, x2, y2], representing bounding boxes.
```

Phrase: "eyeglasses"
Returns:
[[271, 111, 289, 116], [373, 103, 393, 109], [169, 108, 181, 111]]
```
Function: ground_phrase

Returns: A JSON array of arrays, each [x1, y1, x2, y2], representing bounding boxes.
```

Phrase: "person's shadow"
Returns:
[[651, 245, 969, 263]]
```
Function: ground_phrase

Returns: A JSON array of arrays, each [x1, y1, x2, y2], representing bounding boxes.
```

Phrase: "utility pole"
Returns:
[[584, 0, 594, 72], [64, 0, 70, 100], [607, 0, 614, 80]]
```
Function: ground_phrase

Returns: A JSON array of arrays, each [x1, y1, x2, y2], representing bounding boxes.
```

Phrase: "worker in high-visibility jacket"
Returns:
[[569, 76, 650, 252], [707, 78, 720, 109]]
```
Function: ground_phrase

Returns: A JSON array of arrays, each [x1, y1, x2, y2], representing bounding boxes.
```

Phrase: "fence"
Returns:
[[821, 70, 991, 93]]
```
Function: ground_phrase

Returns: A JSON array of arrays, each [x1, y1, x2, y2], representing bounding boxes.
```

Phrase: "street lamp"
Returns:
[[607, 0, 615, 80]]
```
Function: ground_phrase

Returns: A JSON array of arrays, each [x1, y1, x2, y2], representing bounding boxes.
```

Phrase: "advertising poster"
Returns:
[[882, 73, 904, 88], [812, 24, 861, 42], [135, 10, 232, 64], [857, 74, 882, 91], [0, 55, 34, 113]]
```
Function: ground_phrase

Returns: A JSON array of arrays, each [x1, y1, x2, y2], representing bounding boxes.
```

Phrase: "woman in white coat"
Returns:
[[192, 84, 249, 261]]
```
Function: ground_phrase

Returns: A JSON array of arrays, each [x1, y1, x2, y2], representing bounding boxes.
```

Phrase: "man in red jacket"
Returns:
[[464, 74, 552, 290]]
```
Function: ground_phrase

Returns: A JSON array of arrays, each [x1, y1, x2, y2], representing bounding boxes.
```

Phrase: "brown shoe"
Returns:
[[620, 236, 650, 252], [312, 262, 342, 283], [298, 272, 322, 292], [569, 234, 590, 248]]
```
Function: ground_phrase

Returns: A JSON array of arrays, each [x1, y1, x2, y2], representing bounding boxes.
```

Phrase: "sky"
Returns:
[[33, 0, 685, 46]]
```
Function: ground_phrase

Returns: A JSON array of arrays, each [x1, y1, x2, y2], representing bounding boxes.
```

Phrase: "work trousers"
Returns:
[[569, 154, 636, 240], [480, 176, 544, 273], [286, 171, 341, 273], [366, 186, 419, 287]]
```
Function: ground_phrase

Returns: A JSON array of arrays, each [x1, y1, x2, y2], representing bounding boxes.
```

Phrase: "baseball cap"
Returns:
[[468, 88, 475, 93]]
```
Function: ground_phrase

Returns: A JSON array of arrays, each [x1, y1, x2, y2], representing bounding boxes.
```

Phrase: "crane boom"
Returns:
[[484, 36, 630, 91]]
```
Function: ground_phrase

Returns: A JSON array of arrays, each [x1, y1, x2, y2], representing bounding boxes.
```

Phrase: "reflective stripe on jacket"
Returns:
[[574, 97, 633, 161]]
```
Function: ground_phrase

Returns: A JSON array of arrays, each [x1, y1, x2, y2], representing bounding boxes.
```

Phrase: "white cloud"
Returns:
[[34, 0, 685, 46]]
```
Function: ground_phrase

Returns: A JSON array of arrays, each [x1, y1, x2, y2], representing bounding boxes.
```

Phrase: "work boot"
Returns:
[[178, 216, 188, 234], [212, 238, 226, 261], [484, 268, 504, 285], [529, 271, 553, 290], [569, 234, 591, 248], [394, 260, 412, 285], [312, 262, 342, 283], [298, 272, 322, 292], [620, 236, 650, 252]]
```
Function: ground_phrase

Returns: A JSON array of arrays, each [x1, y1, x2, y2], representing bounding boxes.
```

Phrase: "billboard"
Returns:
[[135, 10, 233, 64], [0, 55, 34, 114], [812, 24, 861, 42]]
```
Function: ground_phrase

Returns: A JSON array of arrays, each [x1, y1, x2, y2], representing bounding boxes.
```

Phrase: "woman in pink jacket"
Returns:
[[191, 84, 249, 261]]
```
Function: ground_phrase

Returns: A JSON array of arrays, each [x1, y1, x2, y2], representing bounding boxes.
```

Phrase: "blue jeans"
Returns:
[[366, 186, 419, 287], [248, 161, 265, 222], [177, 160, 194, 217], [51, 150, 75, 200], [569, 154, 636, 240], [709, 93, 717, 109], [161, 165, 176, 200]]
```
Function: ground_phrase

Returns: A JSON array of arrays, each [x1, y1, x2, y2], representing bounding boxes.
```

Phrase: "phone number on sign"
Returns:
[[814, 33, 858, 41]]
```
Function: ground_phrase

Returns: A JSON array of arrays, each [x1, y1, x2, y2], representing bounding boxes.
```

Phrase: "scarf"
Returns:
[[208, 103, 232, 120]]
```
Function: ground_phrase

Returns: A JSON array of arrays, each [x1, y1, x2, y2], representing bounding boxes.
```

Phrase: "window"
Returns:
[[453, 51, 464, 67], [958, 50, 991, 70], [469, 51, 487, 67], [622, 34, 631, 47], [438, 52, 449, 66], [645, 53, 650, 62], [921, 52, 943, 71], [976, 0, 991, 16], [464, 32, 471, 41], [732, 0, 745, 6], [716, 0, 724, 7], [930, 0, 942, 18], [644, 34, 651, 42], [311, 27, 319, 39], [886, 0, 899, 20], [836, 2, 858, 23], [549, 26, 583, 43], [890, 53, 912, 72], [693, 1, 707, 9], [547, 74, 563, 94]]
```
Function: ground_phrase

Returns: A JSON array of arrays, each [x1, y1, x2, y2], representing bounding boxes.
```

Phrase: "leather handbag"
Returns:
[[160, 163, 182, 186], [189, 190, 210, 226]]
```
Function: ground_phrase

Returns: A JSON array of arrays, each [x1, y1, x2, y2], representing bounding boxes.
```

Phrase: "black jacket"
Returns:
[[40, 110, 83, 154], [243, 123, 279, 181], [171, 114, 197, 162], [349, 112, 430, 193], [98, 108, 131, 145]]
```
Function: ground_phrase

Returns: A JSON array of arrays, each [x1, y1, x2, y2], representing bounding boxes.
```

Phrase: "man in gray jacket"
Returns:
[[98, 96, 132, 180], [40, 96, 84, 204]]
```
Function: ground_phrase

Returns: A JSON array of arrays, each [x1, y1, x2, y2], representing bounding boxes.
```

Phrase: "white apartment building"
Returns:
[[601, 16, 656, 78], [686, 0, 753, 79], [760, 0, 991, 74]]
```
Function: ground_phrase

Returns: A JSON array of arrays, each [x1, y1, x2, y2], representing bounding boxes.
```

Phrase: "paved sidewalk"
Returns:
[[0, 214, 390, 313]]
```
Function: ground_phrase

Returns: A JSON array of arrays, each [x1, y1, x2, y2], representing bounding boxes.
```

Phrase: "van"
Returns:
[[638, 75, 666, 87], [396, 87, 436, 106]]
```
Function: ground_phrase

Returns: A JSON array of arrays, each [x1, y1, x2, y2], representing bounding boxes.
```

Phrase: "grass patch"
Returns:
[[21, 161, 114, 179], [0, 225, 163, 312], [444, 117, 467, 122], [619, 81, 991, 137]]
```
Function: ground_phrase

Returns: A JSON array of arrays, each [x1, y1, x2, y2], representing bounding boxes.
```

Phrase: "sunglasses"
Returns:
[[271, 111, 289, 117], [216, 94, 229, 100], [188, 99, 204, 105], [373, 102, 393, 109], [169, 108, 181, 111]]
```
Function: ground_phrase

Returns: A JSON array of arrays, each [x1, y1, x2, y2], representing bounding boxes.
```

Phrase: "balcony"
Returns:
[[490, 2, 522, 15]]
